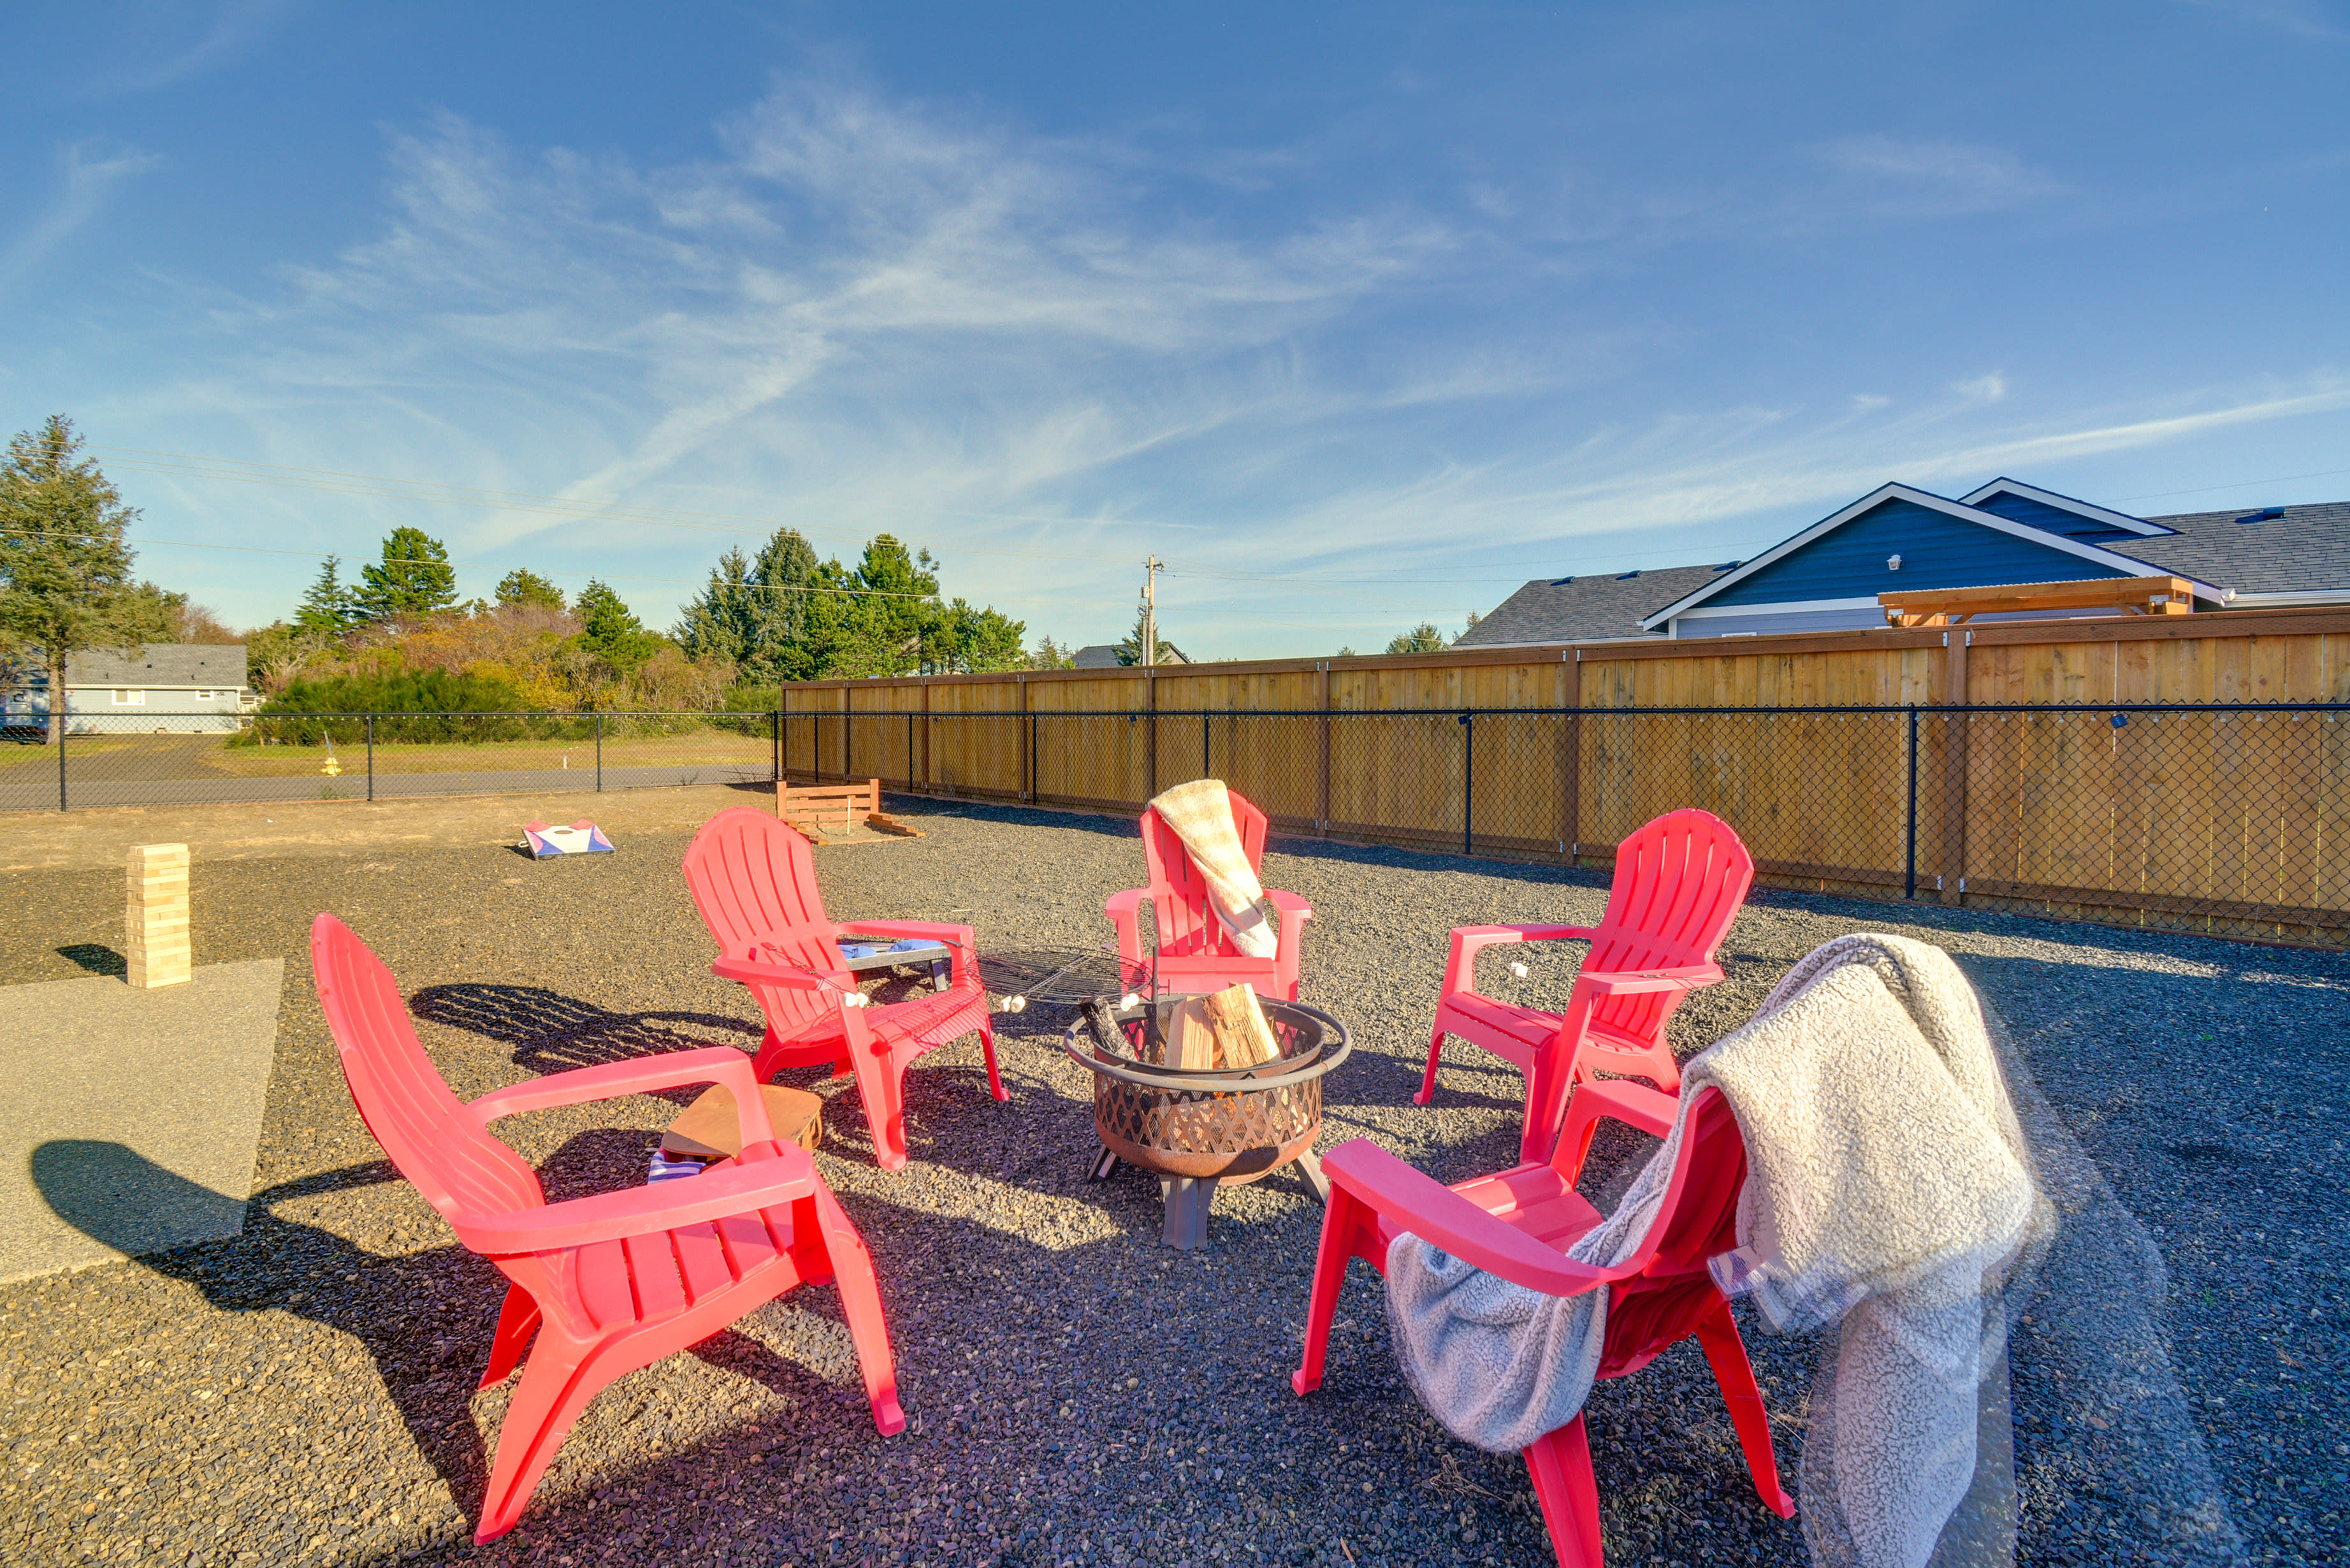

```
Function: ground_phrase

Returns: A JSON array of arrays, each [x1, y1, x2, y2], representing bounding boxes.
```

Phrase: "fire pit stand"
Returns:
[[1063, 998, 1350, 1248]]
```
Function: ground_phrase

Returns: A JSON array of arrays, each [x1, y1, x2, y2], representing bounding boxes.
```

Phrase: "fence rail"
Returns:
[[11, 702, 2345, 949]]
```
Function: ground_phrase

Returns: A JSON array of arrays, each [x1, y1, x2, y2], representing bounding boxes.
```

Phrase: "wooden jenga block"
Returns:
[[126, 843, 191, 989]]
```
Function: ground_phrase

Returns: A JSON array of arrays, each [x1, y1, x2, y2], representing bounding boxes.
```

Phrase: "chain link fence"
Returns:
[[0, 710, 781, 812], [782, 702, 2349, 946], [10, 702, 2342, 946]]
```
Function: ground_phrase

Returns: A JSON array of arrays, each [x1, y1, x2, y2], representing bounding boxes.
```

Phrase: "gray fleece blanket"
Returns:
[[1387, 934, 2043, 1568]]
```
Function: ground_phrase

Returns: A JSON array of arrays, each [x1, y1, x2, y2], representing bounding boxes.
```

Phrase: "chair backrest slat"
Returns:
[[311, 914, 545, 1224], [1140, 788, 1269, 957], [1585, 809, 1753, 1043], [683, 808, 848, 1035]]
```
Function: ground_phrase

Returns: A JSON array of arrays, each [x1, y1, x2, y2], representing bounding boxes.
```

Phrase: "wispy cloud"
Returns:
[[0, 142, 163, 294], [1811, 135, 2066, 217], [86, 0, 298, 96], [2177, 0, 2349, 41]]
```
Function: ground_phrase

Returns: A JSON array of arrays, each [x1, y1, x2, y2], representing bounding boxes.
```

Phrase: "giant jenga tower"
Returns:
[[126, 843, 192, 989]]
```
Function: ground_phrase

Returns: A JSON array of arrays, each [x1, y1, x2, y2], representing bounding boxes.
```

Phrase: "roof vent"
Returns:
[[1616, 570, 1640, 580], [1549, 576, 1574, 586], [1717, 560, 1741, 570], [2235, 506, 2284, 525]]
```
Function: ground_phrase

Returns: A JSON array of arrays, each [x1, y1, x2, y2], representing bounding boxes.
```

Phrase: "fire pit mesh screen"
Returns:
[[1086, 1003, 1335, 1183]]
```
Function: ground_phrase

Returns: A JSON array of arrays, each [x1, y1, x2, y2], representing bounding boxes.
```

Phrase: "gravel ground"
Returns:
[[0, 794, 2344, 1567]]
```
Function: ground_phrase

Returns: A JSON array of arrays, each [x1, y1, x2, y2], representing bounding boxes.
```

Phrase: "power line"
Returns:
[[2114, 466, 2350, 503]]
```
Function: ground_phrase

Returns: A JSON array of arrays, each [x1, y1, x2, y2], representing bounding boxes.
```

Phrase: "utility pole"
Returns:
[[1141, 556, 1163, 669]]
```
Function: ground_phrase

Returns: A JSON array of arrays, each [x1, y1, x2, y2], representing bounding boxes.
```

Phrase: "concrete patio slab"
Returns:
[[0, 958, 285, 1282]]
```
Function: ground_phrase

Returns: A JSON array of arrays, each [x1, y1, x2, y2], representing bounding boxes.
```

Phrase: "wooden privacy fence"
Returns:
[[780, 607, 2350, 948]]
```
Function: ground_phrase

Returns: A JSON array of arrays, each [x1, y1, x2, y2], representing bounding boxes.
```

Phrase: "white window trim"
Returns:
[[112, 689, 145, 706]]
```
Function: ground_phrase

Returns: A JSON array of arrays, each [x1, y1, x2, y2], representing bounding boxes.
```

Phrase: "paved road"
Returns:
[[0, 762, 777, 813]]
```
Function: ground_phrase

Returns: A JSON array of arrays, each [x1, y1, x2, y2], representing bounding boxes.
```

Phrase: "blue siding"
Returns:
[[1969, 491, 2140, 541], [1703, 498, 2129, 608]]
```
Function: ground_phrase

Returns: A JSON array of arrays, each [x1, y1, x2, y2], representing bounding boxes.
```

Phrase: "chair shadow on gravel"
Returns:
[[409, 983, 763, 1096], [33, 1138, 869, 1544]]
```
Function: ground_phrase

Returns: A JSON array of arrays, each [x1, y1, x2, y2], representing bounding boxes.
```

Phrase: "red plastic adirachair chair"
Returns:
[[309, 913, 903, 1544], [1105, 786, 1312, 999], [1291, 1087, 1792, 1567], [683, 806, 1001, 1171], [1418, 808, 1753, 1163]]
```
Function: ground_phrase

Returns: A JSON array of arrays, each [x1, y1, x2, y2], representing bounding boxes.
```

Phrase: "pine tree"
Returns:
[[1115, 604, 1177, 665], [1385, 621, 1448, 655], [0, 416, 145, 741], [494, 568, 566, 611], [572, 579, 663, 672], [355, 526, 458, 620], [296, 556, 358, 635]]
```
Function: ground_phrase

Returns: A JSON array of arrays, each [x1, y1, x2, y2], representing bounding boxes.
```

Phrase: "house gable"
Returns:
[[1690, 496, 2133, 611], [1959, 478, 2173, 541]]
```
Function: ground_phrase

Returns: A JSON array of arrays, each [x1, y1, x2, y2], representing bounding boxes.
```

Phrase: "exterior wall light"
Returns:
[[1887, 553, 1903, 571]]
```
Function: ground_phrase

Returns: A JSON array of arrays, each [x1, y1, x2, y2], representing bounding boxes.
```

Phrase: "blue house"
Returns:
[[1454, 479, 2349, 647]]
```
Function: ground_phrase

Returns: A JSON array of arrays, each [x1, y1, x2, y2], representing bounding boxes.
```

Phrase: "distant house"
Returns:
[[3, 644, 252, 734], [1455, 479, 2350, 647], [1069, 643, 1190, 668]]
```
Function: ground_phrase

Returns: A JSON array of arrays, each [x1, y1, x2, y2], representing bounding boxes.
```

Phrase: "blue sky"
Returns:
[[3, 2, 2345, 657]]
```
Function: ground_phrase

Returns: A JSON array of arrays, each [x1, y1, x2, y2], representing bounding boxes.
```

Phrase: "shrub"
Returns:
[[242, 669, 584, 745]]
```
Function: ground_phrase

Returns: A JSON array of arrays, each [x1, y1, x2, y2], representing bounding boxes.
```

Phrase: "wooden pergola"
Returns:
[[1878, 575, 2197, 628]]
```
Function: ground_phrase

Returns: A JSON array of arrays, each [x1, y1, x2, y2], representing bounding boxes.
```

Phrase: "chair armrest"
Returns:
[[1105, 887, 1154, 966], [1566, 1075, 1679, 1138], [712, 953, 864, 998], [1265, 889, 1313, 917], [1322, 1140, 1613, 1298], [451, 1143, 817, 1255], [1577, 962, 1723, 997], [1441, 924, 1599, 995], [468, 1049, 776, 1155], [836, 920, 975, 985]]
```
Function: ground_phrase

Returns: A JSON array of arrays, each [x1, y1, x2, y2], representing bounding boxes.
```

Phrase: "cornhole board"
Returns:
[[522, 820, 614, 857], [660, 1084, 823, 1161]]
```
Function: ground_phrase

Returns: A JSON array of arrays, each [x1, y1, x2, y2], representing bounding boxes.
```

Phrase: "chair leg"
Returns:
[[1524, 1415, 1607, 1568], [847, 1038, 912, 1170], [1291, 1186, 1362, 1396], [1521, 1038, 1577, 1168], [805, 1185, 906, 1435], [474, 1334, 602, 1544], [1414, 1020, 1447, 1106], [978, 1010, 1008, 1103], [1694, 1300, 1793, 1518], [1554, 1079, 1605, 1187], [476, 1284, 542, 1390]]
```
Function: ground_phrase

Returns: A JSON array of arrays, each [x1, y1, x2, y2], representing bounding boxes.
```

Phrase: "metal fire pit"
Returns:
[[1063, 998, 1350, 1249]]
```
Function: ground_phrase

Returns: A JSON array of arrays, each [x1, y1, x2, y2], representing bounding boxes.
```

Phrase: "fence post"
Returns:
[[595, 711, 604, 792], [366, 715, 375, 802], [1027, 709, 1037, 804], [57, 712, 66, 811], [1317, 660, 1331, 836], [1202, 711, 1211, 780], [1560, 649, 1583, 862], [1459, 711, 1474, 855], [1904, 706, 1919, 899], [772, 709, 782, 785]]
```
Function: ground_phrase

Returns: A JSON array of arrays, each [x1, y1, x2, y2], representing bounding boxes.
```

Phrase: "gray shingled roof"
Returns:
[[1452, 563, 1736, 646], [2111, 501, 2350, 597], [1070, 643, 1187, 667], [1453, 497, 2349, 646], [56, 645, 248, 687]]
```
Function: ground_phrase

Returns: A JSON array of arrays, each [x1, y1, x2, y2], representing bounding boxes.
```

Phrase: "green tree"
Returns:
[[356, 526, 459, 620], [1027, 634, 1077, 670], [1385, 621, 1448, 655], [494, 567, 566, 611], [296, 556, 359, 635], [1115, 604, 1179, 665], [570, 579, 664, 674], [673, 527, 824, 682], [0, 416, 147, 741], [927, 599, 1028, 673]]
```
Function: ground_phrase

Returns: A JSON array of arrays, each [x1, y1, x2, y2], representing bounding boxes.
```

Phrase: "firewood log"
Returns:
[[1164, 996, 1220, 1070], [1201, 982, 1280, 1068]]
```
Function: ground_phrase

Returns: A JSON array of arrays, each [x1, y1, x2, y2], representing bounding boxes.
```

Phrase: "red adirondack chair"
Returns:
[[1417, 808, 1753, 1163], [309, 913, 903, 1544], [683, 806, 1001, 1171], [1105, 787, 1312, 999], [1291, 1087, 1792, 1567]]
